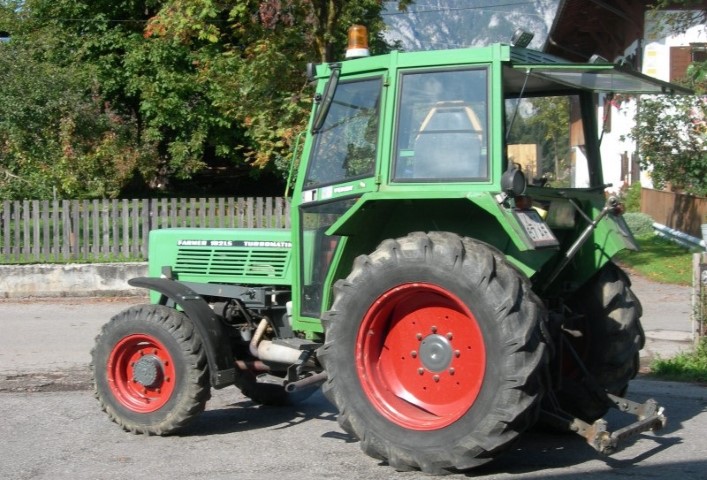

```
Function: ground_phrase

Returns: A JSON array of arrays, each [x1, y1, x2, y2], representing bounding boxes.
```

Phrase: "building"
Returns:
[[545, 0, 706, 193]]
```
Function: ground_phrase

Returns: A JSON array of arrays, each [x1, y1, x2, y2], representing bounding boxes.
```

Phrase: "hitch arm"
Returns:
[[574, 395, 666, 454], [542, 395, 666, 454]]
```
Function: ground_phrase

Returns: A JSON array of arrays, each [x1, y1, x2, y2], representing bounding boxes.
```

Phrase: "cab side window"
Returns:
[[393, 69, 489, 182]]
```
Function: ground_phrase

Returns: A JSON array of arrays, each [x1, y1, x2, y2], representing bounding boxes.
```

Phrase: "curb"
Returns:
[[0, 263, 148, 299]]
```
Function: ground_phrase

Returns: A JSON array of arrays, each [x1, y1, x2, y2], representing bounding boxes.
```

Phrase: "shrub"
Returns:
[[623, 182, 642, 213], [623, 212, 655, 238]]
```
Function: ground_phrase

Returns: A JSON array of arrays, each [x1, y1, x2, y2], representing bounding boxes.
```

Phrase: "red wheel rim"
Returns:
[[107, 334, 177, 413], [356, 283, 486, 430]]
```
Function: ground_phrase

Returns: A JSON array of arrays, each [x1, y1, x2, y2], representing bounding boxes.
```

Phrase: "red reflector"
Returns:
[[514, 195, 533, 210]]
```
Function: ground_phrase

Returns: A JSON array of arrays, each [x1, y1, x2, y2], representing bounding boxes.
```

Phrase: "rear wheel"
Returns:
[[554, 263, 645, 421], [319, 232, 547, 474], [91, 305, 210, 435]]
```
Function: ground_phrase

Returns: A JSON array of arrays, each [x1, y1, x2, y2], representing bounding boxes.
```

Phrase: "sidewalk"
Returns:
[[629, 273, 695, 369]]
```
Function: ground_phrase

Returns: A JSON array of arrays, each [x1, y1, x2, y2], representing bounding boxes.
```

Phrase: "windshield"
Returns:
[[304, 77, 382, 188]]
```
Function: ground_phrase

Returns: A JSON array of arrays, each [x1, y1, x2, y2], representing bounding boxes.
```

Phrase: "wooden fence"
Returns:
[[0, 197, 290, 263], [641, 188, 707, 238]]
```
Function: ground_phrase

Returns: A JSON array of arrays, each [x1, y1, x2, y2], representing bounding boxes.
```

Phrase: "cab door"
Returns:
[[293, 75, 385, 329]]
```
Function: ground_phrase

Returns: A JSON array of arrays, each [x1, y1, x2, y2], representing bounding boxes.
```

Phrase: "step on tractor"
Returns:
[[92, 26, 690, 474]]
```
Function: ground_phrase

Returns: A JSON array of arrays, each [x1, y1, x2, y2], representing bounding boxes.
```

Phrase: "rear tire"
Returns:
[[91, 305, 210, 435], [319, 232, 547, 474], [554, 263, 645, 421]]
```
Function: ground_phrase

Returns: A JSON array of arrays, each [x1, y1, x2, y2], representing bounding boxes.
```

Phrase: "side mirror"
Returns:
[[501, 164, 527, 197], [311, 64, 340, 134]]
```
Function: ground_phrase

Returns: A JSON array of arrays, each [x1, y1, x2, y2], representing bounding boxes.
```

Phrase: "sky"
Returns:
[[382, 0, 561, 51]]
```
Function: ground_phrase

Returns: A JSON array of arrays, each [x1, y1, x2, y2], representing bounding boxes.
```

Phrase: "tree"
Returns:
[[0, 1, 148, 199], [648, 0, 706, 38], [632, 93, 707, 195], [144, 0, 412, 173], [632, 0, 707, 196], [0, 0, 411, 199]]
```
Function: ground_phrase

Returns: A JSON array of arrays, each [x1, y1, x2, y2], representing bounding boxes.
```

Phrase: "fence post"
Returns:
[[41, 200, 50, 261], [695, 253, 706, 342], [141, 199, 150, 258], [1, 201, 11, 261]]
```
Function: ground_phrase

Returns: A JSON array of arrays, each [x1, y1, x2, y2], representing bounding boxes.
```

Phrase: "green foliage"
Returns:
[[638, 1, 707, 197], [0, 2, 148, 199], [623, 182, 642, 213], [651, 337, 707, 383], [623, 212, 655, 237], [631, 92, 707, 196], [0, 0, 408, 199]]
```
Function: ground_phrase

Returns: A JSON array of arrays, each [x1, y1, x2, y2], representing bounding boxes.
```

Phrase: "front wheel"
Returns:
[[319, 232, 547, 474], [91, 304, 210, 435]]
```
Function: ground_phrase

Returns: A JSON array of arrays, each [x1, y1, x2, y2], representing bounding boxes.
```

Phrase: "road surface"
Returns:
[[0, 275, 703, 479]]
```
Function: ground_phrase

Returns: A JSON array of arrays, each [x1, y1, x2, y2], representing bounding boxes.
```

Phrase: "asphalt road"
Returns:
[[0, 275, 704, 479]]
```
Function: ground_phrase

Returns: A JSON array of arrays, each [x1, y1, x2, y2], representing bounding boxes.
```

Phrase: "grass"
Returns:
[[649, 338, 707, 384], [614, 234, 697, 286], [616, 234, 706, 382]]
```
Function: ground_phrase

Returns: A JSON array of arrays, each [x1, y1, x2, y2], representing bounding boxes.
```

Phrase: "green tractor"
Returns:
[[92, 27, 688, 474]]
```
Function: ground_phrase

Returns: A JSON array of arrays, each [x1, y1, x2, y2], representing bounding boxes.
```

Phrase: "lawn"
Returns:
[[614, 234, 696, 286], [650, 338, 707, 383]]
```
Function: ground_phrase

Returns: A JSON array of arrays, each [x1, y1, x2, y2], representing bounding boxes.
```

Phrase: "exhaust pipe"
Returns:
[[249, 318, 311, 365], [284, 371, 328, 393]]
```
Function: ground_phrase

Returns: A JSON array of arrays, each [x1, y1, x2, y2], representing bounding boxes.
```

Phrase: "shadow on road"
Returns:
[[469, 379, 704, 477], [179, 389, 339, 437]]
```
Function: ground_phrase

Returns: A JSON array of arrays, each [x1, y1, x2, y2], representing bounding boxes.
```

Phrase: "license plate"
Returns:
[[513, 209, 559, 248]]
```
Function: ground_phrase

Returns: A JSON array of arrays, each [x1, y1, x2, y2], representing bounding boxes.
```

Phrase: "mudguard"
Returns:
[[128, 277, 236, 389]]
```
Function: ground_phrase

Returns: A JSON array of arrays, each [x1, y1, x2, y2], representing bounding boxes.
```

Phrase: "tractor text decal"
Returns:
[[177, 240, 292, 248]]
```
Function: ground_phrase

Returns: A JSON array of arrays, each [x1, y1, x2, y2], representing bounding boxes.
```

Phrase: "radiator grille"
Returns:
[[174, 247, 290, 278]]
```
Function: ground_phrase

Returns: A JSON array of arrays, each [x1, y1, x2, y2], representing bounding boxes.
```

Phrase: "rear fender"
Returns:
[[128, 277, 236, 389]]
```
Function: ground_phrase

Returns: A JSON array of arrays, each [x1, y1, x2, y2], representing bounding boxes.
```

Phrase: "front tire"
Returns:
[[91, 305, 210, 435], [319, 232, 547, 474]]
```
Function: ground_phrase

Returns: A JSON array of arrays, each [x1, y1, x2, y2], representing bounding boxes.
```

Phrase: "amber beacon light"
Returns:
[[346, 25, 370, 58]]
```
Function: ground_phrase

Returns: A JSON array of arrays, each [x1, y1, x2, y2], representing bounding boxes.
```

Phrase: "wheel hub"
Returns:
[[356, 283, 486, 430], [419, 334, 453, 372], [132, 355, 163, 387]]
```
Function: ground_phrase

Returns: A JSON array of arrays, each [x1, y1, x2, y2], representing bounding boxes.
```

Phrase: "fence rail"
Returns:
[[0, 197, 290, 263]]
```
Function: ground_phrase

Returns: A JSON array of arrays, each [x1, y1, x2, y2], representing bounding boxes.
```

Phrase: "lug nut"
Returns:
[[431, 326, 437, 333], [411, 351, 418, 358], [449, 368, 455, 375], [433, 375, 440, 383], [417, 368, 424, 375], [446, 332, 453, 340]]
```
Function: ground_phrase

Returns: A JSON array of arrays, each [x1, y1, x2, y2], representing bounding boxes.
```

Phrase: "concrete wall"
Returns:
[[0, 263, 148, 299]]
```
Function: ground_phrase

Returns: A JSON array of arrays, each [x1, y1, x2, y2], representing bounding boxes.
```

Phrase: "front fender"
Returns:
[[128, 277, 236, 389]]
